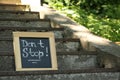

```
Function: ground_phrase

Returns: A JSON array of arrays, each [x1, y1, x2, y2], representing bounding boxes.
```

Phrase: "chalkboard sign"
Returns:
[[13, 32, 58, 71]]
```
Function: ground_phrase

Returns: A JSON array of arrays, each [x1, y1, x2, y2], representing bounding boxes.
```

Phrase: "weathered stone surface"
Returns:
[[56, 42, 81, 52], [57, 55, 97, 70], [53, 31, 63, 38], [42, 73, 120, 80], [0, 12, 40, 19], [63, 27, 76, 38], [0, 56, 15, 71], [0, 55, 97, 71], [0, 72, 119, 80], [0, 30, 12, 36], [0, 41, 13, 51], [0, 20, 50, 27], [0, 30, 63, 39], [97, 53, 120, 68]]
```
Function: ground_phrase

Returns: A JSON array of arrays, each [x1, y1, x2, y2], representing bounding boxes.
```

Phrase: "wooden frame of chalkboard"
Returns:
[[13, 32, 58, 71]]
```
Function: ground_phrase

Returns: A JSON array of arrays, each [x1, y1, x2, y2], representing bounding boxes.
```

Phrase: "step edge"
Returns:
[[0, 26, 64, 31], [0, 68, 119, 76]]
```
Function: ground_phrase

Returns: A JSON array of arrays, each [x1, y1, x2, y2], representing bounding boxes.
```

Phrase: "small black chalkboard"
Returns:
[[13, 32, 58, 71]]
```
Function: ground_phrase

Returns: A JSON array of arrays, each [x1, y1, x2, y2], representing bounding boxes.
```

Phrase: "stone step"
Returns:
[[0, 51, 97, 71], [0, 32, 63, 39], [0, 68, 119, 80], [0, 19, 51, 28], [0, 38, 82, 52], [0, 26, 64, 39], [0, 10, 40, 19], [0, 26, 64, 31], [0, 19, 65, 38], [0, 3, 30, 11]]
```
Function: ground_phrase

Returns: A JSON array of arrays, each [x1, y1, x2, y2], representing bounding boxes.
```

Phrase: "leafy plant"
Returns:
[[45, 0, 120, 42]]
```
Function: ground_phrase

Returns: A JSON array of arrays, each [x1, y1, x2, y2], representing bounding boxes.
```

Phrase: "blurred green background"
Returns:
[[45, 0, 120, 42]]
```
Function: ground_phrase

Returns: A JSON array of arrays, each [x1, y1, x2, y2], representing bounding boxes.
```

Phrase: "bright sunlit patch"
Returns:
[[21, 0, 40, 6], [21, 0, 41, 11]]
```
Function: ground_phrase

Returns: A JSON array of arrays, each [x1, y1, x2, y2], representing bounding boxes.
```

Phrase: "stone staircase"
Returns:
[[0, 2, 119, 80]]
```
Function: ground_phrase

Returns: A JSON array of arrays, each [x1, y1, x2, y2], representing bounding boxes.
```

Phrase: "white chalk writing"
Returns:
[[20, 39, 49, 62]]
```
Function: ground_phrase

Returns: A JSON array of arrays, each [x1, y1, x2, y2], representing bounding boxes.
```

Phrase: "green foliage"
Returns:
[[46, 0, 120, 42]]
